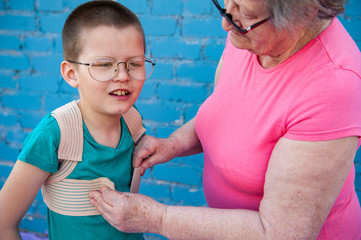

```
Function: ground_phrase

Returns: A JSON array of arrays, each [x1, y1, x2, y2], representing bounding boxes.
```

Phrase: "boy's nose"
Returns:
[[113, 63, 129, 81]]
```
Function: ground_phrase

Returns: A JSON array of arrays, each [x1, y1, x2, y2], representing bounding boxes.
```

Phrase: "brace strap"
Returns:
[[123, 106, 146, 143], [42, 100, 145, 216], [42, 177, 114, 216], [45, 100, 83, 184]]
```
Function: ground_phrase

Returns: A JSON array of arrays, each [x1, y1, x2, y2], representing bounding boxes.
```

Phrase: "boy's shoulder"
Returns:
[[36, 113, 61, 135], [37, 101, 80, 138], [23, 113, 61, 148], [18, 113, 61, 173]]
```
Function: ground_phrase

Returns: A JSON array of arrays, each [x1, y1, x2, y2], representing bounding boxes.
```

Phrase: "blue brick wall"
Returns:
[[0, 1, 360, 239]]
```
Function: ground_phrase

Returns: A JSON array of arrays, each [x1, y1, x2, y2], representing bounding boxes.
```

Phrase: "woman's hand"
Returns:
[[133, 118, 203, 176], [89, 187, 166, 234], [132, 135, 183, 175]]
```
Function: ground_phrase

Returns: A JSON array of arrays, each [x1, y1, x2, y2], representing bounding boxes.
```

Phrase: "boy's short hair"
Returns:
[[62, 0, 145, 61]]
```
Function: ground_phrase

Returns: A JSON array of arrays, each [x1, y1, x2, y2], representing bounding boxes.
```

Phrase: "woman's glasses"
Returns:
[[211, 0, 271, 34], [67, 57, 155, 81]]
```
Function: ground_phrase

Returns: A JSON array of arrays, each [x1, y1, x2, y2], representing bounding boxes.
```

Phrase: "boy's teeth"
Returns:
[[113, 90, 128, 96]]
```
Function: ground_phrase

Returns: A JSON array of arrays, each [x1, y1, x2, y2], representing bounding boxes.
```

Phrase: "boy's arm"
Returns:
[[0, 160, 50, 240]]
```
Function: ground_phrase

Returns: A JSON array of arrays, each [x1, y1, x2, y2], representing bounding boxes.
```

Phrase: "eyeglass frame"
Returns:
[[66, 56, 156, 82], [211, 0, 271, 34]]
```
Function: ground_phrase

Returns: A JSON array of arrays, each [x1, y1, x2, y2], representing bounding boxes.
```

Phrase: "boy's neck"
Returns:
[[78, 101, 122, 149]]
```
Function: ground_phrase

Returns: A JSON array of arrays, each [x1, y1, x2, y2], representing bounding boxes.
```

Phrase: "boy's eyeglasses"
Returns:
[[67, 57, 155, 81], [211, 0, 271, 34]]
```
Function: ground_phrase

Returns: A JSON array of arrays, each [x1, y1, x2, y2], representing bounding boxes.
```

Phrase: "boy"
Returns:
[[0, 1, 154, 239]]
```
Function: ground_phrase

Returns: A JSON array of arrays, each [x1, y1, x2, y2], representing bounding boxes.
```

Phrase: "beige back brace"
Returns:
[[41, 100, 146, 216]]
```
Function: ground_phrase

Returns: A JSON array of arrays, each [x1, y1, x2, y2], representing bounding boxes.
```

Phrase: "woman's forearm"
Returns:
[[159, 206, 266, 240]]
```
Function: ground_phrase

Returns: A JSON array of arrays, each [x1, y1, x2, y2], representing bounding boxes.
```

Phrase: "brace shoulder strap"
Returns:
[[52, 100, 83, 161], [45, 100, 83, 184], [123, 106, 145, 194], [122, 106, 146, 143]]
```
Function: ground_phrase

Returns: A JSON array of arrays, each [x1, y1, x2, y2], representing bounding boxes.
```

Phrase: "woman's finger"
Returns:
[[101, 187, 125, 205], [132, 136, 155, 168], [89, 187, 114, 214], [138, 156, 159, 174]]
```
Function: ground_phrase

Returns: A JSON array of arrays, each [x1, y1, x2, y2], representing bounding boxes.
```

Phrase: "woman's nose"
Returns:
[[222, 17, 233, 32], [222, 2, 240, 32]]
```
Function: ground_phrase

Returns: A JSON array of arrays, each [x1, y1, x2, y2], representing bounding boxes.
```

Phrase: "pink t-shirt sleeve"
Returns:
[[284, 65, 361, 141]]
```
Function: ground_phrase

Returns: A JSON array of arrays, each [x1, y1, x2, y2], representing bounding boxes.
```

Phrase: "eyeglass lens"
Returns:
[[89, 57, 154, 81]]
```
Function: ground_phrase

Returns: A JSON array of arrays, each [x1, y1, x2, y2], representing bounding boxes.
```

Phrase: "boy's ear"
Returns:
[[61, 61, 79, 88]]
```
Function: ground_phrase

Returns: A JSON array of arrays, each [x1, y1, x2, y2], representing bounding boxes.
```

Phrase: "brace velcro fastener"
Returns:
[[42, 177, 115, 216]]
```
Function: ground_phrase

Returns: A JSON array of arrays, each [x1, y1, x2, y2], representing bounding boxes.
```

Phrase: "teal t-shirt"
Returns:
[[18, 113, 143, 240]]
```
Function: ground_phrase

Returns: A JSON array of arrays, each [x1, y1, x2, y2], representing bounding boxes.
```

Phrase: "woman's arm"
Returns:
[[91, 136, 357, 239], [0, 160, 50, 240], [160, 137, 357, 239]]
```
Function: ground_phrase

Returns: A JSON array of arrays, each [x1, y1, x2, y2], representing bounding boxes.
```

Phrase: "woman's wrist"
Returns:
[[142, 198, 168, 236], [167, 135, 184, 158]]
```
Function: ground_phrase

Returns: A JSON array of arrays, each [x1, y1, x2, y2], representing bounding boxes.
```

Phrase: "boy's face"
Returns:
[[72, 25, 146, 118]]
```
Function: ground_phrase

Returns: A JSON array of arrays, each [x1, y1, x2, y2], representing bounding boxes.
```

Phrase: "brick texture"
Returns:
[[0, 0, 360, 239]]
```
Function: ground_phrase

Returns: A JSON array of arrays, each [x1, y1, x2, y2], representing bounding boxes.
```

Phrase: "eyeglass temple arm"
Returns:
[[248, 17, 271, 30], [66, 60, 90, 66]]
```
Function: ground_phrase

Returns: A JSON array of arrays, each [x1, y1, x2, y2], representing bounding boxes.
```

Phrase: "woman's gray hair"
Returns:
[[265, 0, 346, 31]]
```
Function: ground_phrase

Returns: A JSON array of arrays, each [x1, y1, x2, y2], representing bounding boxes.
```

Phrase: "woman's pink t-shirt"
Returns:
[[195, 18, 361, 239]]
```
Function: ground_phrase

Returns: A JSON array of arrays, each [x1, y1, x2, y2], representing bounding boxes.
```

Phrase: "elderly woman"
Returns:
[[90, 0, 361, 239]]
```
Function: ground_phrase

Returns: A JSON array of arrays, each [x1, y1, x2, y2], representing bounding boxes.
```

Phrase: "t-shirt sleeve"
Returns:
[[284, 65, 361, 141], [18, 113, 60, 173]]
